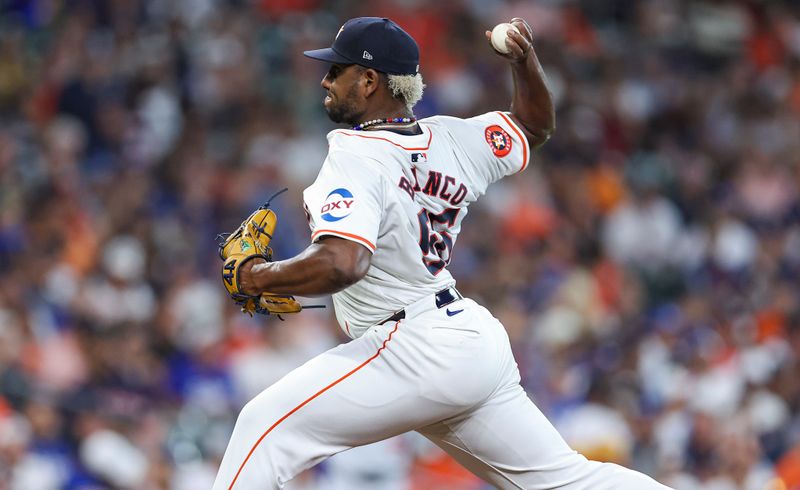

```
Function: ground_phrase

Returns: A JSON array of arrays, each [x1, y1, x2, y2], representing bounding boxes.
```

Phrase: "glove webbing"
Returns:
[[215, 188, 288, 249]]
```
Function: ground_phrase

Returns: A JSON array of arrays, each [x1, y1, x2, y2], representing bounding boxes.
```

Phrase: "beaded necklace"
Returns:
[[353, 117, 417, 131]]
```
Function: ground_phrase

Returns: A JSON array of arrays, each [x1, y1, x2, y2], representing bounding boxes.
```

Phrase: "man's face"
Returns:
[[321, 64, 366, 125]]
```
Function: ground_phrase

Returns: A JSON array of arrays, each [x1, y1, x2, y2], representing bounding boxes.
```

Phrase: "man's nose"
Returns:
[[321, 75, 331, 90]]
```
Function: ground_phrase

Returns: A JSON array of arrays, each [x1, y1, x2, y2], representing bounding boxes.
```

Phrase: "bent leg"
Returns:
[[419, 382, 672, 490], [212, 321, 408, 489], [212, 315, 493, 490]]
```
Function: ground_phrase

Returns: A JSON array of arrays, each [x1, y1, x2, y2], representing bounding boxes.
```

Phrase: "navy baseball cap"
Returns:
[[304, 17, 419, 75]]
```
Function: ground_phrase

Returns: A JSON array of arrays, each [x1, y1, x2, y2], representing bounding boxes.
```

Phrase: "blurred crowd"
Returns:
[[1, 0, 800, 489]]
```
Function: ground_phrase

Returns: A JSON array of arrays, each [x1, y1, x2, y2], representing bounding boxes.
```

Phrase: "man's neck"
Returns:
[[356, 102, 413, 125]]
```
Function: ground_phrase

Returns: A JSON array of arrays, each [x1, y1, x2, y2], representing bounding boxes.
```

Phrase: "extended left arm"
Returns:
[[238, 236, 371, 297], [486, 18, 555, 149]]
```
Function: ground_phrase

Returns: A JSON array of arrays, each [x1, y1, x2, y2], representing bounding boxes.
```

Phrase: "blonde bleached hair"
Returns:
[[387, 73, 425, 109]]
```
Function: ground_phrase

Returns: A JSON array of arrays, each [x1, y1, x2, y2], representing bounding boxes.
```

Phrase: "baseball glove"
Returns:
[[217, 190, 303, 317]]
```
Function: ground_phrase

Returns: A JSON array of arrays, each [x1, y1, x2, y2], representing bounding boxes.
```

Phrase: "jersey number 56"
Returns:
[[417, 207, 460, 275]]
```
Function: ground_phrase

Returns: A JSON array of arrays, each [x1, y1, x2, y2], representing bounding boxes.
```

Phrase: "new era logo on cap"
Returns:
[[363, 50, 373, 60]]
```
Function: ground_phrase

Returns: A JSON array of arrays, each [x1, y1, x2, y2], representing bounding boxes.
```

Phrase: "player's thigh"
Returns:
[[259, 319, 479, 442], [419, 383, 672, 490], [215, 319, 457, 489]]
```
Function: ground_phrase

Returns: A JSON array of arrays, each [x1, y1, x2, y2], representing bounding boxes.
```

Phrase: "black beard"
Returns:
[[326, 104, 353, 125], [325, 86, 363, 126]]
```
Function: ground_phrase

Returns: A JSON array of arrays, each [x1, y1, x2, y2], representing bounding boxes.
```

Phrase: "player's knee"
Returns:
[[235, 396, 278, 435], [228, 401, 283, 488], [233, 397, 302, 479]]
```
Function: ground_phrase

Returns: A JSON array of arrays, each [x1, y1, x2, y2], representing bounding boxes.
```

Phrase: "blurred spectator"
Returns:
[[1, 0, 799, 489]]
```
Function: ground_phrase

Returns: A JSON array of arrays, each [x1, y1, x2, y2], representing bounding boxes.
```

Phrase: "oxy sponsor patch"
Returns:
[[484, 125, 512, 157], [320, 188, 355, 222]]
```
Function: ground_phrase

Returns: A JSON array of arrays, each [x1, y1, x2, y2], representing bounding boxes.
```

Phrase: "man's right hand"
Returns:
[[485, 18, 534, 63]]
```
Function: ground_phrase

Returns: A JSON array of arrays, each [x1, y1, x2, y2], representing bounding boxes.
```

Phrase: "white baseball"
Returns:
[[490, 23, 520, 54]]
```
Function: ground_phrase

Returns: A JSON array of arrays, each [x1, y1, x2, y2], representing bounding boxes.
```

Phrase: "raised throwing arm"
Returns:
[[486, 18, 555, 149]]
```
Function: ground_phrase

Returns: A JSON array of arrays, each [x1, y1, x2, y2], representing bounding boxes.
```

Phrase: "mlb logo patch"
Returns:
[[484, 125, 512, 157]]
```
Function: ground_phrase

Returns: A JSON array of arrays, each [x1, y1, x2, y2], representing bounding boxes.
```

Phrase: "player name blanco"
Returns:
[[397, 161, 467, 205]]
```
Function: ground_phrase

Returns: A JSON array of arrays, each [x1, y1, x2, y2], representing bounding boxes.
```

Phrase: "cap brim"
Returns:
[[303, 48, 353, 65]]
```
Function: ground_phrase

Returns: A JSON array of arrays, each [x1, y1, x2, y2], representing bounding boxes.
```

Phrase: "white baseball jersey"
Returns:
[[302, 111, 530, 337]]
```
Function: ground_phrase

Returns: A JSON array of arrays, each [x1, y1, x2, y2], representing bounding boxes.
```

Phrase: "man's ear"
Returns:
[[362, 68, 381, 98]]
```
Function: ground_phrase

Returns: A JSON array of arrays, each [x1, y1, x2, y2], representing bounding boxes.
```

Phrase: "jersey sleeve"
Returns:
[[306, 150, 383, 253], [458, 111, 531, 191]]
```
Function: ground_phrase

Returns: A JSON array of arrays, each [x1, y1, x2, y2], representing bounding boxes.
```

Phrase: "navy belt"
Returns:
[[382, 287, 463, 324]]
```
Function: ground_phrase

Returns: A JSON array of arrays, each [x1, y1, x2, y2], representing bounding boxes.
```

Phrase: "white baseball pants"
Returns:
[[213, 296, 672, 490]]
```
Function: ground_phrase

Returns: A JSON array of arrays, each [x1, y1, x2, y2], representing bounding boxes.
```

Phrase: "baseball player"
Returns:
[[213, 17, 673, 490]]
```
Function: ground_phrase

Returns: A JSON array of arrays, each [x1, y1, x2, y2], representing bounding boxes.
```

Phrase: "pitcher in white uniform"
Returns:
[[213, 16, 673, 490]]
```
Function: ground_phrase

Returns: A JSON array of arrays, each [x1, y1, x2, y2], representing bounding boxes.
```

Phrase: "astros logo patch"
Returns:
[[484, 125, 512, 157], [321, 188, 355, 222]]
